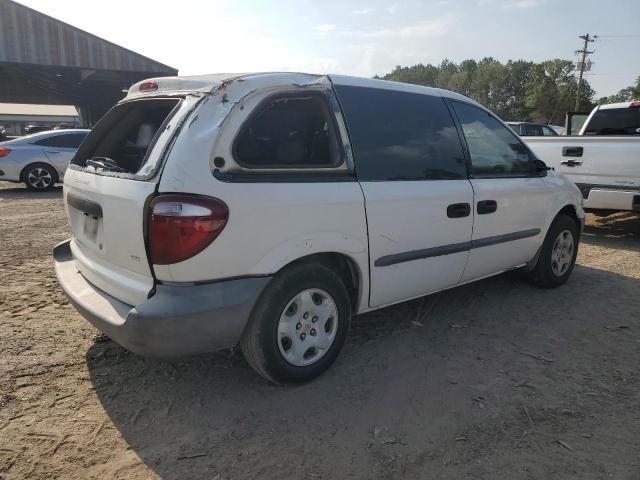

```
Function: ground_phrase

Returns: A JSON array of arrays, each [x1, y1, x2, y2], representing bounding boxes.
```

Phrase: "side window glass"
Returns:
[[507, 124, 521, 135], [523, 124, 542, 136], [584, 108, 640, 135], [542, 126, 557, 136], [451, 101, 532, 177], [234, 93, 341, 168], [35, 133, 87, 148], [34, 136, 58, 147], [334, 85, 467, 181]]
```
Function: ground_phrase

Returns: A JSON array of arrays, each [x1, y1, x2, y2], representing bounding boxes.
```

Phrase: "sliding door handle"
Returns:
[[447, 203, 471, 218], [477, 200, 497, 214]]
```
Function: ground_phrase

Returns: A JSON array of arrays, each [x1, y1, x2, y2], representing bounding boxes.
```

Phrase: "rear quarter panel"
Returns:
[[156, 85, 371, 312]]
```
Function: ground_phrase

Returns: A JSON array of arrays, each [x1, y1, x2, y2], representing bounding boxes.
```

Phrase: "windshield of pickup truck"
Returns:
[[584, 107, 640, 135]]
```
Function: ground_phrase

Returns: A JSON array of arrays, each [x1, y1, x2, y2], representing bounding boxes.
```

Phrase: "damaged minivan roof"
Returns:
[[125, 72, 476, 105]]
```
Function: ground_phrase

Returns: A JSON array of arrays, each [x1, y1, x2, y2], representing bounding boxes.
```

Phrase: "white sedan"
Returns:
[[0, 129, 90, 190]]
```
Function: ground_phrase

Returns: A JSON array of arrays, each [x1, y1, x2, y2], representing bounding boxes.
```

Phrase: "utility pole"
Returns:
[[574, 33, 595, 111]]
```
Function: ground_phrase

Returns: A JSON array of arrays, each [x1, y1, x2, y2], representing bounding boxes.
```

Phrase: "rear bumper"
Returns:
[[53, 240, 271, 357]]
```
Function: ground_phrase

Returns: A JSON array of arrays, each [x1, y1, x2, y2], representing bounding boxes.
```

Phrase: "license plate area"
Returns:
[[82, 212, 100, 242], [67, 193, 105, 252]]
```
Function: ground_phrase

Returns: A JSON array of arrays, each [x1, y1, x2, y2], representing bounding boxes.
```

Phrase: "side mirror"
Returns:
[[534, 159, 549, 177]]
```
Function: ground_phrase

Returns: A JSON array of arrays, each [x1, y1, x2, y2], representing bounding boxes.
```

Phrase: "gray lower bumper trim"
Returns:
[[53, 240, 271, 357]]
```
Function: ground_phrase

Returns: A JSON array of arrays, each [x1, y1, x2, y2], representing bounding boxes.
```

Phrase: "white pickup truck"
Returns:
[[522, 101, 640, 214]]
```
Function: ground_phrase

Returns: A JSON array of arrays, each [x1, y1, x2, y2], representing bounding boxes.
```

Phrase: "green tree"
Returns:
[[523, 59, 585, 123], [380, 57, 596, 124], [597, 77, 640, 104]]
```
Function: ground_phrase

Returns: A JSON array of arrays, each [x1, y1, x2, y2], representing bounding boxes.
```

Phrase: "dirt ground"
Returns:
[[1, 183, 639, 480]]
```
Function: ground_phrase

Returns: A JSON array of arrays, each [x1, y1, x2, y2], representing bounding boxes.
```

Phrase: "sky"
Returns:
[[17, 0, 640, 97]]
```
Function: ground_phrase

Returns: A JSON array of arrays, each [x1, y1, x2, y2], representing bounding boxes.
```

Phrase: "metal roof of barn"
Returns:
[[0, 102, 78, 117], [0, 0, 177, 74]]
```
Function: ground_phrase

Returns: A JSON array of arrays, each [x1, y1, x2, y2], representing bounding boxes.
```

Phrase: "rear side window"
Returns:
[[584, 107, 640, 135], [334, 85, 467, 181], [73, 98, 180, 174], [35, 133, 87, 148], [233, 93, 341, 168], [541, 126, 557, 136], [451, 101, 532, 177]]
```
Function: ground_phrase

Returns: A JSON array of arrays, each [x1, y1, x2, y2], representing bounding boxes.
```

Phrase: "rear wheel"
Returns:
[[23, 163, 57, 191], [241, 262, 351, 384], [528, 214, 579, 288]]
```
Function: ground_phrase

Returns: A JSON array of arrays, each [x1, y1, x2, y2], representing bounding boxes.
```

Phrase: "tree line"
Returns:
[[377, 58, 639, 125]]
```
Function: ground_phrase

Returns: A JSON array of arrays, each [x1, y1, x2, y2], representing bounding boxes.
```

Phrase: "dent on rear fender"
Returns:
[[248, 232, 368, 276]]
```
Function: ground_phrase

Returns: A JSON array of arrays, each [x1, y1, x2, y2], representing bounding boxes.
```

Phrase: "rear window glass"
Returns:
[[507, 124, 521, 134], [35, 133, 87, 148], [234, 93, 341, 168], [584, 108, 640, 135], [522, 124, 542, 136], [334, 85, 467, 181], [72, 98, 180, 174]]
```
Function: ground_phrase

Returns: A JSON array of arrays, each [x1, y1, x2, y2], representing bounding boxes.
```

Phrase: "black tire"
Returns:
[[528, 214, 579, 288], [240, 262, 352, 384], [23, 163, 58, 191]]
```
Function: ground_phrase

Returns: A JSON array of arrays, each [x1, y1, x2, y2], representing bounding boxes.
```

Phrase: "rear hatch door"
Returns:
[[64, 96, 201, 306]]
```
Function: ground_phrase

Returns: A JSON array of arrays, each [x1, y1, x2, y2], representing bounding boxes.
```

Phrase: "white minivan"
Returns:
[[54, 73, 584, 383]]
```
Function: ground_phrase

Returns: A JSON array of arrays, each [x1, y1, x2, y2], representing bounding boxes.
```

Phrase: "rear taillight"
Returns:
[[0, 147, 11, 157], [148, 194, 229, 265], [629, 100, 640, 108]]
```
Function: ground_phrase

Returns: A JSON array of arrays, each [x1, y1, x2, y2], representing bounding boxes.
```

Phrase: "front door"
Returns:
[[449, 100, 551, 282], [333, 84, 474, 308]]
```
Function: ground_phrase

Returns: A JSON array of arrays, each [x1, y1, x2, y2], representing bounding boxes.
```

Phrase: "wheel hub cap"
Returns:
[[551, 229, 574, 277], [277, 288, 338, 367], [27, 168, 52, 188]]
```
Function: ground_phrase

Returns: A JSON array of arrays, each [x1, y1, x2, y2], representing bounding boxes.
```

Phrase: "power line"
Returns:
[[575, 33, 596, 111], [595, 34, 640, 38]]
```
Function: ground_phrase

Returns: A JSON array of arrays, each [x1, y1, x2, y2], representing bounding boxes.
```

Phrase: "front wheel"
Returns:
[[240, 263, 352, 384], [528, 214, 579, 288]]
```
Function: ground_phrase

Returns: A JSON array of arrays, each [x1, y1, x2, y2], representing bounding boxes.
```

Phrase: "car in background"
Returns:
[[507, 122, 559, 136], [54, 123, 81, 130], [549, 125, 566, 135], [0, 129, 90, 190], [24, 125, 54, 135]]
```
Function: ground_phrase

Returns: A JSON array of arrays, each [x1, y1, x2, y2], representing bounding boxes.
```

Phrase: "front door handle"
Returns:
[[562, 146, 583, 157], [560, 159, 582, 167], [477, 200, 497, 214], [447, 203, 471, 218], [46, 151, 62, 154]]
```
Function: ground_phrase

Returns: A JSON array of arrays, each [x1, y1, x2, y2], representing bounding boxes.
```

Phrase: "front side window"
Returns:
[[584, 108, 640, 135], [234, 93, 341, 168], [35, 133, 88, 148], [334, 85, 467, 181], [451, 101, 532, 177]]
